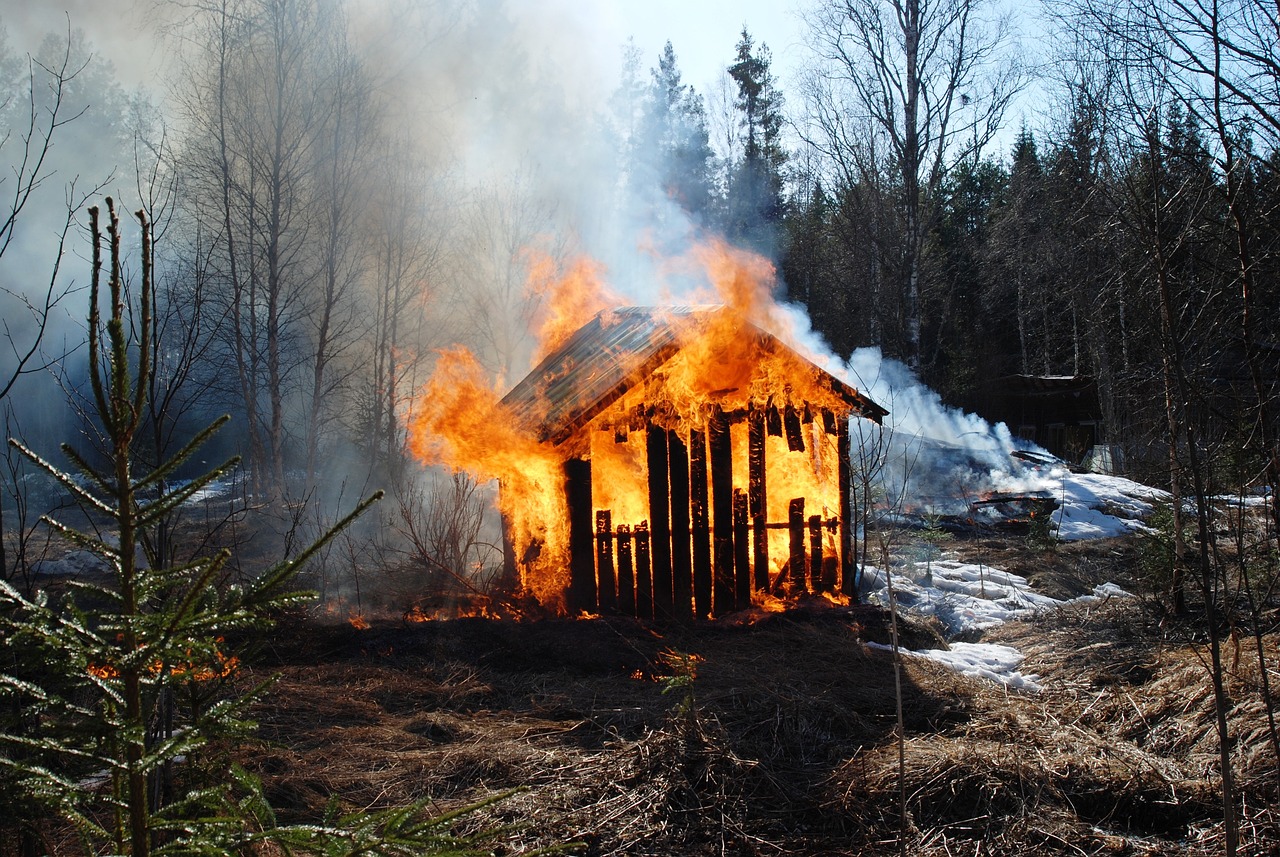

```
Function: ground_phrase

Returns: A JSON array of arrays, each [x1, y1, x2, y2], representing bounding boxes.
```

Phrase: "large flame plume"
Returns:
[[407, 237, 865, 613]]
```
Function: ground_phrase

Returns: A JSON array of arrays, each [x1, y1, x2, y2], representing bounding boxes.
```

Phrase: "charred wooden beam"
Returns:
[[823, 408, 838, 435], [766, 404, 783, 437], [733, 489, 751, 609], [617, 524, 635, 616], [596, 510, 616, 613], [647, 424, 673, 622], [690, 428, 712, 619], [784, 405, 805, 452], [668, 429, 693, 622], [635, 521, 652, 620], [565, 457, 596, 614], [808, 514, 824, 592], [838, 416, 857, 601], [710, 408, 735, 617], [748, 407, 768, 592], [788, 497, 806, 593]]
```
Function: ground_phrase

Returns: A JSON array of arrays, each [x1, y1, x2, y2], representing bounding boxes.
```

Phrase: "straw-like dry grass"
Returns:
[[233, 537, 1279, 856]]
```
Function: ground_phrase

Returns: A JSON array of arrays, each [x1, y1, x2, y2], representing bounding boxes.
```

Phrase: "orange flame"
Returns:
[[524, 250, 618, 363], [405, 347, 567, 606], [348, 613, 370, 631], [406, 236, 868, 616]]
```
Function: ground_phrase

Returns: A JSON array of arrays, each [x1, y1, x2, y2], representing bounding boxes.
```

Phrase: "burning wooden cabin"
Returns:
[[498, 307, 886, 620]]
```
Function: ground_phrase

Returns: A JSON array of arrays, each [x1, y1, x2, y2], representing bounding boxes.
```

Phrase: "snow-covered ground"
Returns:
[[1043, 469, 1169, 541], [860, 468, 1155, 691]]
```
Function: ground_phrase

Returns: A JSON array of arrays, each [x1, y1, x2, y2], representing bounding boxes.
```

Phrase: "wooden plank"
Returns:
[[565, 457, 596, 613], [668, 429, 693, 622], [647, 423, 673, 622], [689, 428, 712, 619], [616, 524, 635, 616], [635, 521, 652, 620], [784, 404, 805, 452], [788, 497, 806, 593], [766, 404, 783, 437], [809, 514, 824, 593], [838, 416, 857, 601], [748, 407, 768, 592], [596, 510, 616, 612], [733, 489, 751, 609], [709, 408, 735, 617]]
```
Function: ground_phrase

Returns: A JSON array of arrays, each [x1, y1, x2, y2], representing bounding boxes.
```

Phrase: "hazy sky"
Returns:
[[2, 0, 809, 106], [573, 0, 809, 96]]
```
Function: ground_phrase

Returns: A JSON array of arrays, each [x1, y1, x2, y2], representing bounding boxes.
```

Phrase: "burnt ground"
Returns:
[[232, 535, 1280, 856]]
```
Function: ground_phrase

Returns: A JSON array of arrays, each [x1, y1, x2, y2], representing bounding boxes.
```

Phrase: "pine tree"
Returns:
[[725, 28, 787, 257], [638, 42, 716, 224]]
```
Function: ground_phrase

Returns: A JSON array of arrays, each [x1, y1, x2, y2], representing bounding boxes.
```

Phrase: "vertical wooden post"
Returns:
[[647, 424, 673, 621], [616, 524, 634, 616], [710, 409, 735, 616], [788, 497, 806, 593], [808, 514, 824, 592], [838, 416, 857, 601], [733, 489, 751, 609], [690, 428, 712, 619], [668, 429, 693, 622], [784, 404, 806, 452], [596, 510, 616, 613], [748, 407, 768, 592], [565, 457, 596, 613], [635, 521, 652, 620]]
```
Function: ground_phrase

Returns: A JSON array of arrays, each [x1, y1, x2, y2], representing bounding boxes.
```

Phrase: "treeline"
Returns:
[[626, 2, 1280, 506]]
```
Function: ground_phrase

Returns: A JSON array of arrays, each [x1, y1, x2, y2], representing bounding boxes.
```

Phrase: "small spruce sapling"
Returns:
[[0, 201, 511, 856]]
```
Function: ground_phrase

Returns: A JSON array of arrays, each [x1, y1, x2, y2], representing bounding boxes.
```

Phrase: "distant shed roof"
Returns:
[[500, 307, 886, 445]]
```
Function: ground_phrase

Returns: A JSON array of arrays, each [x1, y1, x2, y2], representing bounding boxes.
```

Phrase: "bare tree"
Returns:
[[801, 0, 1024, 369], [0, 26, 112, 585]]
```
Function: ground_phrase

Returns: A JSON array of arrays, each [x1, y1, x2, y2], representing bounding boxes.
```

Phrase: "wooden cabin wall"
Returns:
[[554, 407, 858, 620]]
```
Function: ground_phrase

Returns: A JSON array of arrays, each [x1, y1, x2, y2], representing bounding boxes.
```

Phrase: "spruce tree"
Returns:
[[0, 200, 502, 855], [725, 28, 787, 257]]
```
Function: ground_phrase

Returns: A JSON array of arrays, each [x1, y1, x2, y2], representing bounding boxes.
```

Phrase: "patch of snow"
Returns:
[[1031, 470, 1170, 541], [917, 643, 1044, 692], [865, 640, 1043, 692], [860, 555, 1132, 692]]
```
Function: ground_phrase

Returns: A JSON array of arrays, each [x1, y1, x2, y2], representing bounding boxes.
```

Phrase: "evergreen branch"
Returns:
[[135, 456, 240, 528], [38, 516, 122, 561], [8, 438, 116, 516], [58, 442, 115, 495], [133, 415, 234, 494], [245, 490, 383, 608]]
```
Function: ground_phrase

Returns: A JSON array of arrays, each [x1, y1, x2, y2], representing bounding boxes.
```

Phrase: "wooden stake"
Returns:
[[647, 423, 673, 622], [710, 408, 735, 617], [565, 457, 596, 613], [596, 510, 616, 613], [748, 406, 768, 591], [809, 514, 824, 593], [838, 415, 857, 601], [616, 524, 634, 616], [788, 497, 806, 593], [635, 521, 652, 620], [733, 489, 751, 609], [668, 429, 693, 622], [690, 428, 712, 618]]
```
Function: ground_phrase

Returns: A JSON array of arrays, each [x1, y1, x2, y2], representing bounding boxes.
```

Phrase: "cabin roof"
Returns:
[[500, 307, 886, 445]]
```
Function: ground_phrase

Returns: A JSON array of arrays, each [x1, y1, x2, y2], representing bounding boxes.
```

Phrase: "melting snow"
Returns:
[[861, 471, 1152, 691]]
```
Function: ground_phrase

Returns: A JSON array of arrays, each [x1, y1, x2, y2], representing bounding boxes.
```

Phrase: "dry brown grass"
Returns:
[[229, 542, 1279, 856]]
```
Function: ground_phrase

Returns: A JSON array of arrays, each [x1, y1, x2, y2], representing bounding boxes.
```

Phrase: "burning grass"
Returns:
[[227, 538, 1280, 855]]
